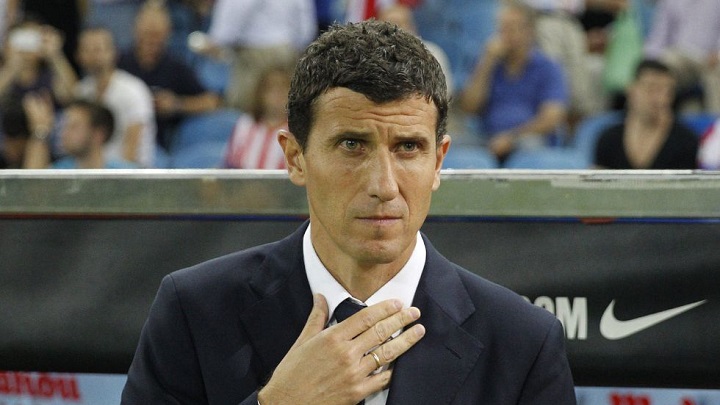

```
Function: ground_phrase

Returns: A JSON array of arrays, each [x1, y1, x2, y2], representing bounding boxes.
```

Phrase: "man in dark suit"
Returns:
[[122, 20, 576, 404]]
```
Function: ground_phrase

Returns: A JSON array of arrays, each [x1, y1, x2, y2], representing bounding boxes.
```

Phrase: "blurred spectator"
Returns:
[[0, 97, 29, 168], [22, 93, 137, 169], [85, 0, 144, 52], [23, 0, 83, 74], [0, 21, 78, 106], [344, 0, 421, 22], [206, 0, 316, 111], [119, 1, 220, 151], [523, 0, 626, 117], [644, 0, 720, 113], [75, 27, 156, 167], [344, 0, 395, 22], [594, 60, 698, 169], [459, 1, 568, 163], [0, 20, 75, 169], [223, 65, 291, 169], [697, 119, 720, 170], [377, 3, 453, 97], [0, 0, 19, 50]]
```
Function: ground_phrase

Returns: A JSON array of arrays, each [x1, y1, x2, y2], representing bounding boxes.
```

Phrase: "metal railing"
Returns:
[[1, 169, 719, 218]]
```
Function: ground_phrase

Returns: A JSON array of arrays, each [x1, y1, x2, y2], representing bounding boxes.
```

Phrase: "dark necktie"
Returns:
[[333, 297, 366, 323], [333, 298, 367, 405]]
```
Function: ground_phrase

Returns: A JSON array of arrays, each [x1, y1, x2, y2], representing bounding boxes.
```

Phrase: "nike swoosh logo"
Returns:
[[600, 299, 707, 340]]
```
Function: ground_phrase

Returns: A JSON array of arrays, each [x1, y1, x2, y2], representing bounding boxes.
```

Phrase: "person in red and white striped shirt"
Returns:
[[699, 118, 720, 170], [344, 0, 420, 23], [224, 65, 292, 169]]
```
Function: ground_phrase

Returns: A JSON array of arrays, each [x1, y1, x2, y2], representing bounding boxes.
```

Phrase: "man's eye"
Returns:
[[399, 142, 418, 152], [341, 139, 360, 150]]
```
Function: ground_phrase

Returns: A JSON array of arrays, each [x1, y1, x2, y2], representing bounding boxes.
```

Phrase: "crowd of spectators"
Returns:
[[0, 0, 718, 170]]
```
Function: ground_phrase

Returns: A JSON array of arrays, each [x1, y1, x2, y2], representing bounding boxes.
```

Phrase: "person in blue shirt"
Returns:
[[459, 0, 568, 163], [22, 94, 137, 169]]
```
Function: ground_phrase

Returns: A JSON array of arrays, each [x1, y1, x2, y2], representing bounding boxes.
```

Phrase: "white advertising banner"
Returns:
[[0, 372, 125, 405], [1, 372, 720, 405], [576, 387, 720, 405]]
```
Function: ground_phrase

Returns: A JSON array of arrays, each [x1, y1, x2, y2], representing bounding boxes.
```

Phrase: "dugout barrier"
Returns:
[[1, 169, 719, 404]]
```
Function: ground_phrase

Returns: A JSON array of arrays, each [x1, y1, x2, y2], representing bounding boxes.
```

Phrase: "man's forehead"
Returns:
[[637, 70, 674, 82], [315, 88, 437, 114], [80, 30, 113, 44], [65, 107, 90, 121]]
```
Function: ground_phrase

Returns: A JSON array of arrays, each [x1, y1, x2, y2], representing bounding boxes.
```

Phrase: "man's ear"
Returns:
[[432, 134, 451, 191], [278, 130, 306, 186]]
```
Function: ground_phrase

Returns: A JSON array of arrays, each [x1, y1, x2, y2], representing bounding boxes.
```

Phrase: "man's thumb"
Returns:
[[296, 294, 328, 343]]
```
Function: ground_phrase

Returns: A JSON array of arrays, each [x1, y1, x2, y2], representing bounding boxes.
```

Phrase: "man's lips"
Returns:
[[357, 215, 402, 222]]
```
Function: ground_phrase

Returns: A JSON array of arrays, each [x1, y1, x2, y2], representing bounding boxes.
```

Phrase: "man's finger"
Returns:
[[293, 293, 329, 346], [359, 369, 393, 400], [355, 306, 421, 349], [364, 324, 425, 372], [335, 299, 403, 340]]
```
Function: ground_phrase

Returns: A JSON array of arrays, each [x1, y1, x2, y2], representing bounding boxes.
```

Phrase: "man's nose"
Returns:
[[366, 150, 399, 202]]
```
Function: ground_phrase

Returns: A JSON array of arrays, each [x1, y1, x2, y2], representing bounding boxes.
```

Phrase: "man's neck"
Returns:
[[93, 68, 116, 97], [627, 109, 671, 132], [505, 48, 530, 76], [328, 263, 405, 302], [318, 243, 416, 302], [136, 49, 161, 71]]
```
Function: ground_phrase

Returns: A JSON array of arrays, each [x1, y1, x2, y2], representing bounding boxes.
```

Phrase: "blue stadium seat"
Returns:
[[573, 111, 624, 163], [414, 0, 499, 93], [171, 141, 227, 168], [170, 109, 240, 154], [85, 2, 141, 51], [680, 112, 717, 137], [504, 148, 589, 169], [194, 56, 232, 95], [167, 2, 197, 64], [443, 146, 498, 169], [153, 148, 171, 169]]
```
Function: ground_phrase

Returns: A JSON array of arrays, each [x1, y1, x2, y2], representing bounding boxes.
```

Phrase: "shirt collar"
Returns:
[[303, 223, 426, 321]]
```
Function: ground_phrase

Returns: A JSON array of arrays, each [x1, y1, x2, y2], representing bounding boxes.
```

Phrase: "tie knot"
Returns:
[[333, 298, 366, 323]]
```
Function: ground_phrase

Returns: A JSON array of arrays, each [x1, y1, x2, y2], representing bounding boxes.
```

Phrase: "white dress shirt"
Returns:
[[303, 224, 426, 405]]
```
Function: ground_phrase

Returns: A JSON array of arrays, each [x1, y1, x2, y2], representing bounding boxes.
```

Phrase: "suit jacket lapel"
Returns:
[[387, 235, 484, 405], [238, 223, 314, 376]]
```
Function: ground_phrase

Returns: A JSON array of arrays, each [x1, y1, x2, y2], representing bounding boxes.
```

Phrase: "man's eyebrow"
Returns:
[[324, 131, 434, 147], [326, 131, 372, 145], [393, 133, 432, 142]]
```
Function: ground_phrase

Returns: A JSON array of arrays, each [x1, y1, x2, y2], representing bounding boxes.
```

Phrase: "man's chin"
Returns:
[[352, 238, 413, 266]]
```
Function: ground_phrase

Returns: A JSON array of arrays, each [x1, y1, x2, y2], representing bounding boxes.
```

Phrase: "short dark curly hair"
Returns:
[[69, 99, 115, 143], [287, 20, 448, 150]]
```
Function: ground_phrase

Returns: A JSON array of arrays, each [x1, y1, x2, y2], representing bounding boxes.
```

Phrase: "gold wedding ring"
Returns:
[[369, 351, 382, 369]]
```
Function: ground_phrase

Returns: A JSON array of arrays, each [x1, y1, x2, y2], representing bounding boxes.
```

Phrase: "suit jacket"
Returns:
[[122, 223, 576, 404]]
